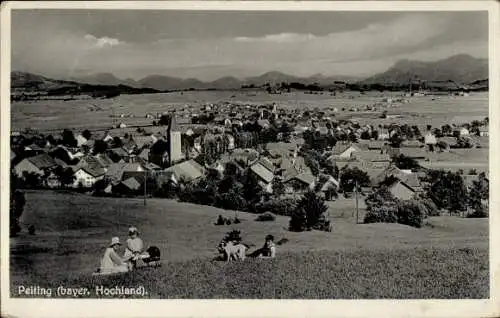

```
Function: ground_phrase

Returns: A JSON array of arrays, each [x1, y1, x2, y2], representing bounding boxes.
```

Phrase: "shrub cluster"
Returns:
[[255, 212, 276, 222]]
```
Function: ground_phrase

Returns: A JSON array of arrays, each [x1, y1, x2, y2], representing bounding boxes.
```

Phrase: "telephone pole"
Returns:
[[354, 180, 359, 223], [143, 169, 147, 206]]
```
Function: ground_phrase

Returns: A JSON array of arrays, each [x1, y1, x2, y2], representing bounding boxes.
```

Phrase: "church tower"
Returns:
[[168, 114, 182, 165]]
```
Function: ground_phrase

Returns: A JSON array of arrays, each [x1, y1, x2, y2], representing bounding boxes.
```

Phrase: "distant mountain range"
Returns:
[[12, 54, 488, 93], [362, 54, 488, 85], [66, 71, 361, 91]]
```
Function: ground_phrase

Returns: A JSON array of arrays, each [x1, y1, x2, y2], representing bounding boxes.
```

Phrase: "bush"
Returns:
[[215, 215, 226, 226], [364, 201, 398, 224], [467, 205, 488, 218], [255, 198, 297, 217], [255, 212, 276, 222], [397, 200, 426, 228]]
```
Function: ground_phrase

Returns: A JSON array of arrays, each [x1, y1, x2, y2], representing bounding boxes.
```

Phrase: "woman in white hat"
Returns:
[[99, 237, 129, 275], [124, 226, 144, 269]]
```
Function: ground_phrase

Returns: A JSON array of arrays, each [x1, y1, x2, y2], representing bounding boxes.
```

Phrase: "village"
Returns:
[[10, 96, 489, 224]]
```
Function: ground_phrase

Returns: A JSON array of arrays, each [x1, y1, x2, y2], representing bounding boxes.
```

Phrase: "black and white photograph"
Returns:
[[1, 1, 498, 316]]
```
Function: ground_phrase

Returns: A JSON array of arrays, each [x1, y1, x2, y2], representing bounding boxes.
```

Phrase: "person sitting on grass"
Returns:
[[98, 237, 129, 275], [249, 234, 276, 259], [124, 226, 144, 270]]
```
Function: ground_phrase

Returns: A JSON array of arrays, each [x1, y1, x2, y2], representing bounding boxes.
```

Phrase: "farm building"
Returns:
[[73, 166, 105, 188], [14, 154, 58, 177]]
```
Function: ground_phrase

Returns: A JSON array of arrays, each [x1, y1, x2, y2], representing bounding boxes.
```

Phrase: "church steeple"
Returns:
[[167, 114, 182, 165]]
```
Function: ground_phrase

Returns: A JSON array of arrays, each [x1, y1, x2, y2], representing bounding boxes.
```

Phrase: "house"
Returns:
[[318, 175, 340, 200], [283, 173, 315, 194], [76, 134, 88, 147], [460, 127, 470, 136], [73, 166, 105, 188], [399, 148, 428, 160], [401, 140, 423, 148], [133, 135, 155, 150], [14, 154, 58, 177], [330, 143, 361, 160], [165, 159, 205, 184], [424, 133, 437, 146], [105, 162, 146, 183], [387, 178, 420, 201], [367, 141, 386, 151], [249, 160, 275, 192], [479, 126, 489, 137], [437, 137, 458, 150], [353, 151, 391, 168]]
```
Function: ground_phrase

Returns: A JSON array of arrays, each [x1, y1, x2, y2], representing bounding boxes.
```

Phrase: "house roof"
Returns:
[[110, 147, 129, 158], [133, 136, 155, 149], [258, 157, 275, 173], [78, 165, 106, 178], [354, 151, 391, 163], [438, 137, 458, 146], [105, 162, 144, 181], [26, 154, 58, 169], [250, 162, 275, 183], [332, 143, 359, 156], [165, 159, 205, 182], [399, 148, 428, 159], [401, 140, 423, 148], [95, 153, 114, 167], [121, 177, 141, 190], [121, 171, 145, 184], [290, 173, 316, 186]]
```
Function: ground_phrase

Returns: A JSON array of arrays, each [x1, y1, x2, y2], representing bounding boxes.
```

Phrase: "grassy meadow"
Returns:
[[11, 91, 488, 133], [10, 191, 489, 298]]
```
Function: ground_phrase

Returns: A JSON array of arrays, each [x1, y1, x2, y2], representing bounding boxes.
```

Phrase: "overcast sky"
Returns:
[[12, 10, 488, 81]]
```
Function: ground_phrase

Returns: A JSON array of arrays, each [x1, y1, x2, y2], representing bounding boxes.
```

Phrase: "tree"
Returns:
[[389, 133, 404, 148], [93, 140, 108, 154], [340, 167, 371, 193], [62, 129, 77, 147], [111, 136, 123, 148], [393, 154, 420, 170], [272, 178, 285, 197], [92, 179, 108, 196], [243, 171, 263, 208], [22, 171, 42, 189], [55, 166, 75, 188], [82, 129, 92, 140], [10, 190, 26, 237], [427, 170, 468, 212], [289, 191, 331, 232]]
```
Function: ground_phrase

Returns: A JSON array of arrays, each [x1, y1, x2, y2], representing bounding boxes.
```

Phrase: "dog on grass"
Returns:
[[218, 240, 249, 262]]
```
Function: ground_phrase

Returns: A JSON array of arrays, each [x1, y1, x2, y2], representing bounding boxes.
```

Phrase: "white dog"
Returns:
[[218, 241, 248, 262]]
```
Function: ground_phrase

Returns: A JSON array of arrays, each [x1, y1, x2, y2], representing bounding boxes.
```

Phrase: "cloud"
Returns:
[[84, 34, 123, 48], [235, 33, 316, 43]]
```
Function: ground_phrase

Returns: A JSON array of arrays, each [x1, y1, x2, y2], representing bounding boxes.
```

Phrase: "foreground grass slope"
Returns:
[[10, 191, 489, 298]]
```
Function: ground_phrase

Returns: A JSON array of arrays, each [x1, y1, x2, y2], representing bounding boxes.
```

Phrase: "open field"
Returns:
[[10, 191, 488, 298], [11, 91, 488, 133]]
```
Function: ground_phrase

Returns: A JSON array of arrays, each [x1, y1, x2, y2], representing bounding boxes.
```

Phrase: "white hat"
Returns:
[[128, 227, 139, 235], [109, 237, 121, 247]]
